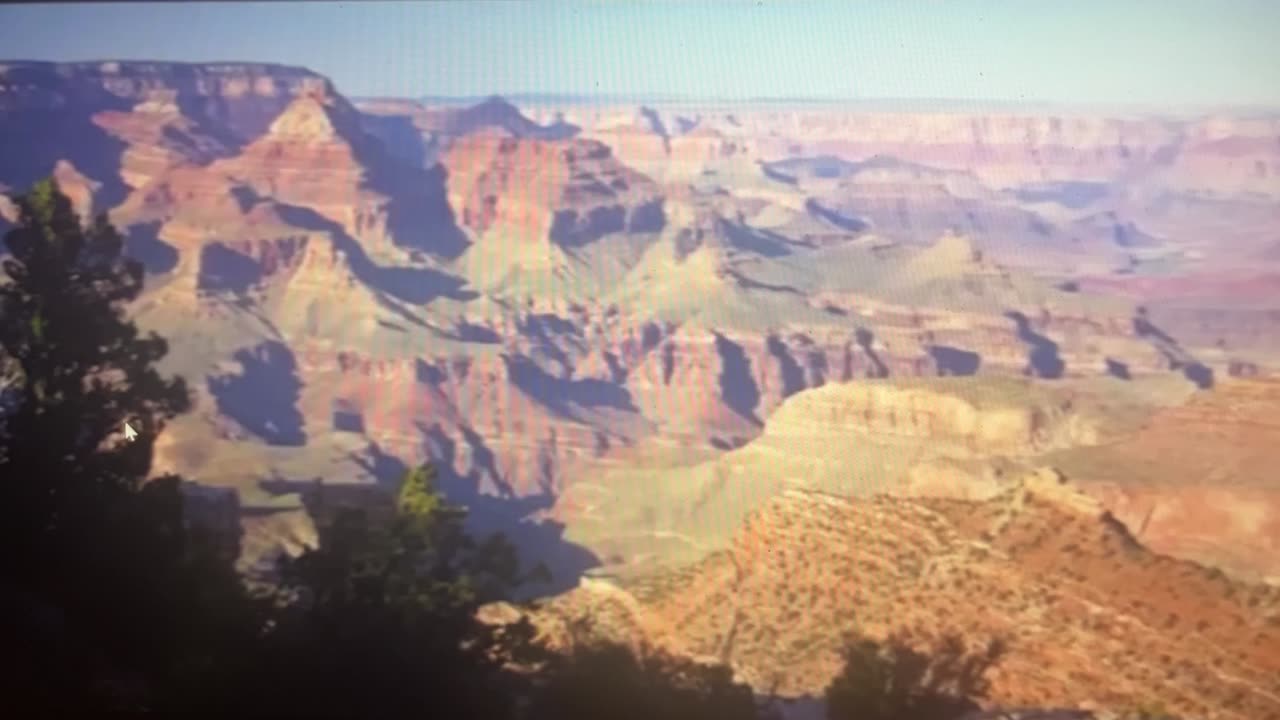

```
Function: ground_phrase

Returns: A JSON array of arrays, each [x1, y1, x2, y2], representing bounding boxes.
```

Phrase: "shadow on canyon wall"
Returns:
[[854, 327, 890, 379], [418, 430, 602, 598], [1133, 308, 1215, 389], [199, 242, 262, 294], [207, 340, 307, 446], [504, 353, 640, 421], [1105, 357, 1132, 380], [358, 112, 431, 168], [383, 163, 472, 260], [714, 332, 764, 426], [516, 312, 581, 377], [275, 203, 478, 305], [332, 130, 470, 261], [1006, 310, 1065, 379], [0, 103, 132, 214], [724, 220, 794, 258], [549, 199, 666, 249], [805, 198, 870, 233], [766, 334, 808, 398], [1014, 180, 1111, 210], [123, 221, 180, 274], [928, 344, 982, 376]]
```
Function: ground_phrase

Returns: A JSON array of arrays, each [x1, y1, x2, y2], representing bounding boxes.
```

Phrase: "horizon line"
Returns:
[[4, 59, 1278, 114], [374, 93, 1280, 114]]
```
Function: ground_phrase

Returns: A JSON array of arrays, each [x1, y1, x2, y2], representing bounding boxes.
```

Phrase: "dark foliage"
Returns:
[[222, 463, 549, 717], [525, 627, 775, 720], [825, 632, 1006, 720], [0, 179, 256, 712]]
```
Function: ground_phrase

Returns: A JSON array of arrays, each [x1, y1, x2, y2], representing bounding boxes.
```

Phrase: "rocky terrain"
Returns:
[[3, 59, 1280, 712], [499, 471, 1280, 719]]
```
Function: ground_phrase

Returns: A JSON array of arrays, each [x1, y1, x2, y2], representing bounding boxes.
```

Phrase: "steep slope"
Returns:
[[207, 88, 461, 258], [513, 472, 1280, 719], [1046, 375, 1280, 581], [1155, 116, 1280, 200], [425, 96, 579, 140], [91, 88, 235, 190], [442, 132, 665, 298], [608, 194, 799, 319], [354, 95, 579, 168], [0, 60, 329, 201]]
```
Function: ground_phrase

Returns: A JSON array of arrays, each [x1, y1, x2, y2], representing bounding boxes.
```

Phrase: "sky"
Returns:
[[1, 1, 1278, 107]]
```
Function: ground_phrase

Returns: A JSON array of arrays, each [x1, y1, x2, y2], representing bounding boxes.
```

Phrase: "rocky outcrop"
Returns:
[[584, 118, 744, 183], [442, 133, 664, 245], [0, 61, 332, 205], [1157, 116, 1280, 199], [51, 159, 99, 220], [111, 165, 329, 292], [289, 344, 648, 498], [623, 325, 762, 441], [764, 378, 1101, 456], [1052, 376, 1280, 581], [355, 95, 580, 169], [91, 89, 234, 189], [511, 477, 1280, 719], [0, 60, 332, 140], [205, 90, 404, 252], [424, 96, 578, 141]]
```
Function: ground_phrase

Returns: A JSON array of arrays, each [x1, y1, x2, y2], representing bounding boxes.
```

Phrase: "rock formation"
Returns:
[[442, 132, 664, 245], [506, 473, 1280, 719], [1051, 376, 1280, 581]]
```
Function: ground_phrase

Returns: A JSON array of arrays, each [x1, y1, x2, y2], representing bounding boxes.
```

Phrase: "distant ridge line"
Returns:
[[2, 59, 1277, 115], [0, 58, 323, 75], [399, 93, 1280, 116]]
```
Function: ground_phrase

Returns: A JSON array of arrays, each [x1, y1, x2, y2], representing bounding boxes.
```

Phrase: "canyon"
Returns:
[[3, 60, 1280, 716]]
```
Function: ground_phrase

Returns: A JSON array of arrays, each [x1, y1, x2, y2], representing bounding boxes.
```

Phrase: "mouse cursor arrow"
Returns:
[[123, 422, 138, 442]]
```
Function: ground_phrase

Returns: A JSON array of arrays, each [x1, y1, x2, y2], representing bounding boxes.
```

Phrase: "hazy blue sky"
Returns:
[[2, 1, 1278, 106]]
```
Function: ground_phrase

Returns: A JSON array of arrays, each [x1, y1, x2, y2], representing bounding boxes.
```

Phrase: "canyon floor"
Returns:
[[3, 61, 1280, 716]]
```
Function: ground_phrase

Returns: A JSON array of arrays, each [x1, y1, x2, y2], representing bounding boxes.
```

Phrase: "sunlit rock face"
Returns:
[[492, 473, 1280, 719], [442, 132, 664, 246]]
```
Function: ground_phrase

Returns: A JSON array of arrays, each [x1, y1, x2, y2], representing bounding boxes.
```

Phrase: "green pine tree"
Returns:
[[234, 463, 545, 717], [0, 179, 257, 712]]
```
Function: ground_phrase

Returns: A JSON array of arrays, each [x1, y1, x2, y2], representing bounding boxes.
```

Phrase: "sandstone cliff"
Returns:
[[1047, 376, 1280, 581], [443, 132, 664, 245], [0, 61, 332, 204], [0, 60, 332, 139]]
